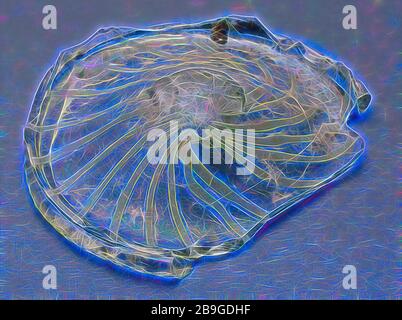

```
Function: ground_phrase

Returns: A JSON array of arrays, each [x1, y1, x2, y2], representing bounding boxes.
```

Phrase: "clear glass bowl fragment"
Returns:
[[24, 15, 371, 279]]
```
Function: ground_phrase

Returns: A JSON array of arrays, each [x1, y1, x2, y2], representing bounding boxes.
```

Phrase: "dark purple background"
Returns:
[[0, 0, 400, 299]]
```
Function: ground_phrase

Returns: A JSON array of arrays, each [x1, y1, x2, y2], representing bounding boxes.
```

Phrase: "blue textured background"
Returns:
[[0, 0, 400, 299]]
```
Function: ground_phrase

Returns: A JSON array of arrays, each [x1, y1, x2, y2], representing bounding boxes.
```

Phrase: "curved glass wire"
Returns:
[[24, 16, 371, 279]]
